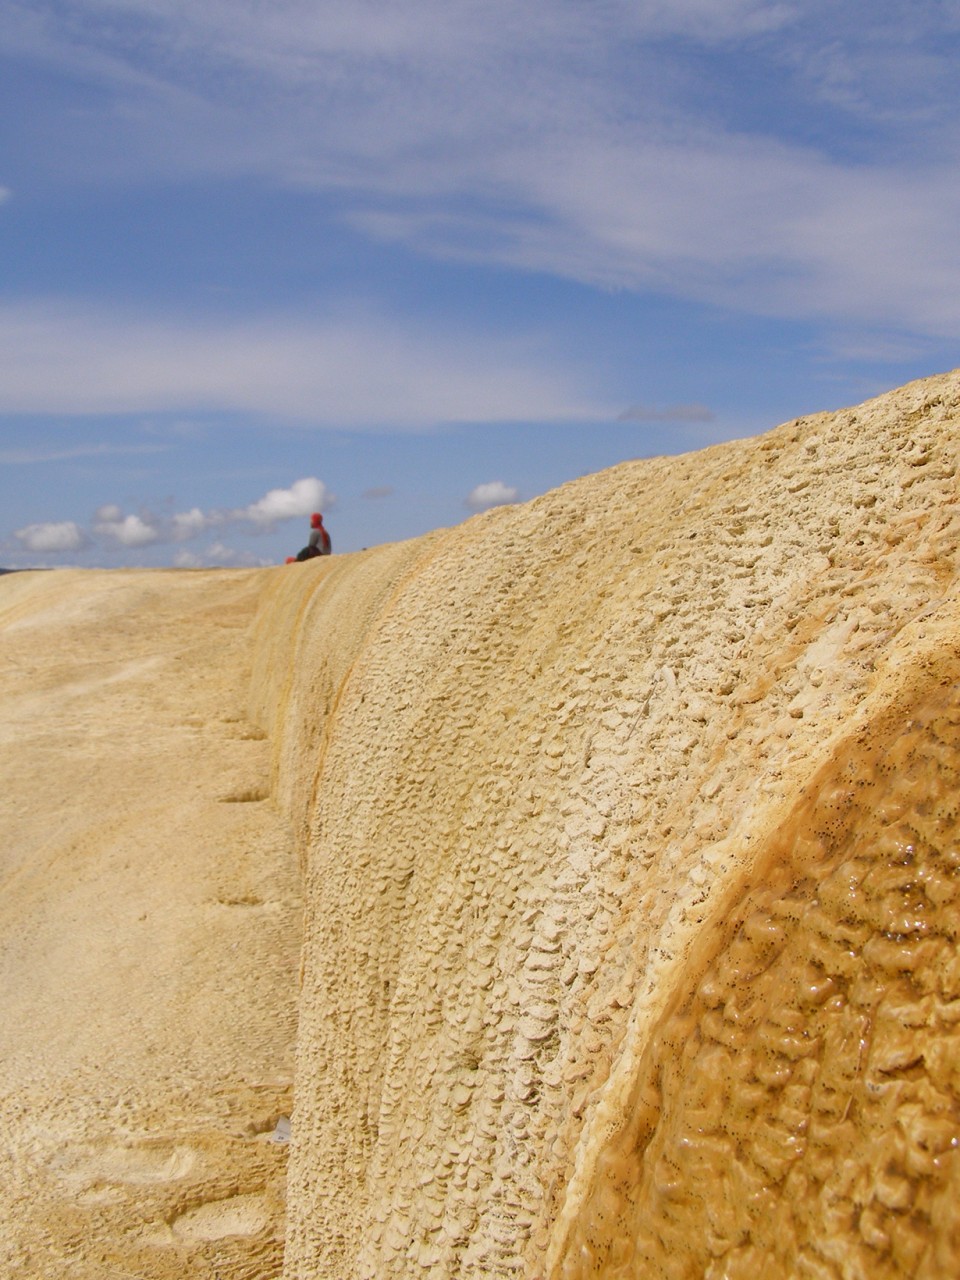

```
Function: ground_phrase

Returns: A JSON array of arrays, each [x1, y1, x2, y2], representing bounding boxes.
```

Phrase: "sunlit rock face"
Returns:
[[551, 681, 960, 1280], [3, 371, 959, 1279], [0, 570, 302, 1280], [254, 371, 960, 1279]]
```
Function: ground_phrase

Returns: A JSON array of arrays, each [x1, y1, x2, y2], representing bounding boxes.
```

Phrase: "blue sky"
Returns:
[[2, 0, 958, 567]]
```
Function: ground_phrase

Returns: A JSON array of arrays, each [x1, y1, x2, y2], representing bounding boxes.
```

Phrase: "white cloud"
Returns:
[[240, 477, 328, 527], [173, 543, 271, 567], [173, 548, 204, 567], [466, 480, 519, 511], [170, 507, 215, 540], [14, 520, 86, 553], [27, 479, 333, 562], [204, 540, 274, 567], [93, 510, 160, 546]]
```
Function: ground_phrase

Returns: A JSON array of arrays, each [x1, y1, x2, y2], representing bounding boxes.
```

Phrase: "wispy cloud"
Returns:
[[0, 301, 608, 427], [4, 2, 960, 344], [0, 441, 166, 465], [618, 403, 716, 424]]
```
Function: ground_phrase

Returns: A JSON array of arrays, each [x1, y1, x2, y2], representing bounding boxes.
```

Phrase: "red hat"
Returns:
[[310, 512, 323, 528]]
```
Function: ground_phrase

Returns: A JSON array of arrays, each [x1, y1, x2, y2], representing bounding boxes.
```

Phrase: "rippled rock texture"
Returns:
[[3, 371, 960, 1278]]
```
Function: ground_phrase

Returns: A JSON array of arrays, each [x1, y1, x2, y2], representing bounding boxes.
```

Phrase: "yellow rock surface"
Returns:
[[0, 570, 301, 1279], [3, 370, 960, 1278]]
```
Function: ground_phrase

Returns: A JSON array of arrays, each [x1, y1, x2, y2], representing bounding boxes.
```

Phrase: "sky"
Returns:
[[1, 0, 959, 568]]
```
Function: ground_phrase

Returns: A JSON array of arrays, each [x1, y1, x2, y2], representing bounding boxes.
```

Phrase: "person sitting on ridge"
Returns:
[[289, 512, 331, 562]]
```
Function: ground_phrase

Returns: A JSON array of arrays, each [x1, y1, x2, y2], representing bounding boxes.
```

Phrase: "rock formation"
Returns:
[[0, 569, 301, 1279], [2, 370, 960, 1278]]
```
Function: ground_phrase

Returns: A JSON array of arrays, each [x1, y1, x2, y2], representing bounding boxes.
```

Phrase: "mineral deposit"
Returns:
[[2, 371, 959, 1278]]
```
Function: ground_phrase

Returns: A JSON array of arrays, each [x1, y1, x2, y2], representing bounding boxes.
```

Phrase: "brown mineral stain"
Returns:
[[549, 676, 960, 1280]]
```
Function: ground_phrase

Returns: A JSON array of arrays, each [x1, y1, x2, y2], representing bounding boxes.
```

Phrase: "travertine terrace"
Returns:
[[3, 370, 960, 1278]]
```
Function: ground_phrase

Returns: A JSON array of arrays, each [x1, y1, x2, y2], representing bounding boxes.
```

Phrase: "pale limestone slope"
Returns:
[[248, 370, 960, 1279], [0, 569, 302, 1280]]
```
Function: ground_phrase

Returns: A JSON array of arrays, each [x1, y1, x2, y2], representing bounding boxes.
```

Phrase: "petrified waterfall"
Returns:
[[2, 371, 959, 1278]]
